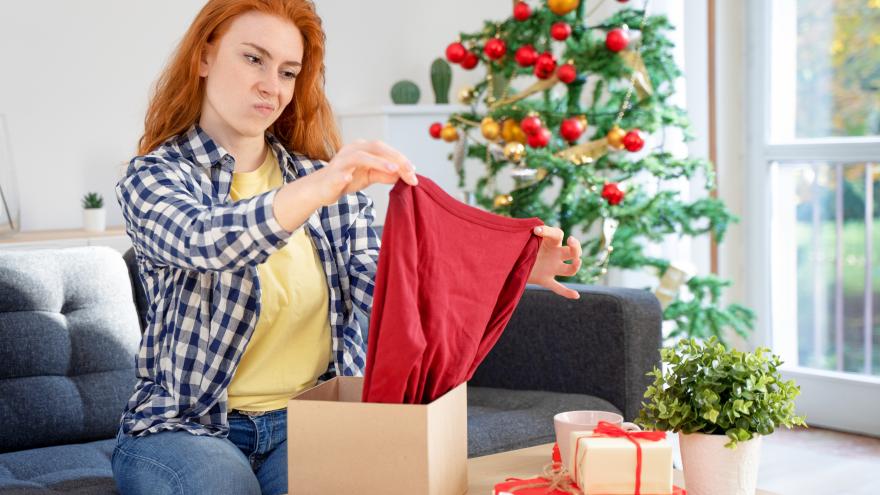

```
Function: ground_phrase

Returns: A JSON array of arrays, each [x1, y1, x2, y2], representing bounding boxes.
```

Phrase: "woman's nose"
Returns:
[[257, 73, 280, 97]]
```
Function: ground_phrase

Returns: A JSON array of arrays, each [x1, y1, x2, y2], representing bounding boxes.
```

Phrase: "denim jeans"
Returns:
[[111, 409, 288, 495]]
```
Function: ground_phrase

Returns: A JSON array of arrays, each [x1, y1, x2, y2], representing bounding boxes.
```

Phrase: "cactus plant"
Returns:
[[390, 80, 420, 104], [430, 58, 452, 103], [81, 192, 104, 209]]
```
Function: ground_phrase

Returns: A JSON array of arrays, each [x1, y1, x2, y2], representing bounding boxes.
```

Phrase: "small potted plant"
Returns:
[[81, 192, 106, 232], [636, 337, 806, 495]]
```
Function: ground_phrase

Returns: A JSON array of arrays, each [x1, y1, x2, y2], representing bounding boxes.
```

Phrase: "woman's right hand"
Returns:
[[311, 139, 419, 206]]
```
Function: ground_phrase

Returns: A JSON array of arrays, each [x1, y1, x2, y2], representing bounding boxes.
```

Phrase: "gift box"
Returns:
[[569, 423, 674, 495], [287, 376, 468, 495]]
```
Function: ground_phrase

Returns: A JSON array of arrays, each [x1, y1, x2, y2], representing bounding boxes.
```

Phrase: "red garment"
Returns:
[[361, 175, 544, 404]]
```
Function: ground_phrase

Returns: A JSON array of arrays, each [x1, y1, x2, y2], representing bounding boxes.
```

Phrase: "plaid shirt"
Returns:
[[115, 124, 378, 437]]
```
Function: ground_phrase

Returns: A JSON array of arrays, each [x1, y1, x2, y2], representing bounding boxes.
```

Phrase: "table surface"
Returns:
[[466, 442, 778, 494]]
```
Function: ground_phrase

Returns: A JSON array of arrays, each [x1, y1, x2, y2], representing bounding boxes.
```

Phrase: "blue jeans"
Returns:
[[111, 409, 288, 495]]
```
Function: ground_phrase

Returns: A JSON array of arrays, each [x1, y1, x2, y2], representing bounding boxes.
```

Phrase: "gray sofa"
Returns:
[[0, 246, 661, 494]]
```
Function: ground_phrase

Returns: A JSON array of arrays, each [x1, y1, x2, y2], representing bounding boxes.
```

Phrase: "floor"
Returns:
[[757, 426, 880, 495]]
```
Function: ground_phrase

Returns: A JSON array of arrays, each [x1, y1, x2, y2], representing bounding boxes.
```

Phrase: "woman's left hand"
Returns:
[[527, 225, 583, 300]]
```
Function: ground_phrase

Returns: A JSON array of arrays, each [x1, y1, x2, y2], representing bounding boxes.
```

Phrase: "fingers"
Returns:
[[568, 236, 583, 259], [348, 140, 418, 186], [533, 225, 564, 244], [344, 150, 411, 185], [562, 256, 582, 276], [549, 280, 581, 300], [367, 140, 418, 184]]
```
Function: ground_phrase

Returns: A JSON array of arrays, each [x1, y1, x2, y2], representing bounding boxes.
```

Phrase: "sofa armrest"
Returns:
[[468, 283, 662, 421]]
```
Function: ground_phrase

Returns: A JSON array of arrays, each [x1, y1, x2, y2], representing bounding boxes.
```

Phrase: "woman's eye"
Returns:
[[281, 71, 297, 80], [245, 54, 262, 65]]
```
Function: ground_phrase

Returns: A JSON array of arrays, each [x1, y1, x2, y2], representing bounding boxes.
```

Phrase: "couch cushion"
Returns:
[[0, 248, 141, 453], [0, 439, 117, 494], [467, 387, 621, 458]]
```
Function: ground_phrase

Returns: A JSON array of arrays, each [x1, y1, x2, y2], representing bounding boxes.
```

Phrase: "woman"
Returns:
[[111, 1, 583, 494]]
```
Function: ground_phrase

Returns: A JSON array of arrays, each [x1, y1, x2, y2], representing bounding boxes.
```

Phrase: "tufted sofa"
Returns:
[[0, 246, 661, 494]]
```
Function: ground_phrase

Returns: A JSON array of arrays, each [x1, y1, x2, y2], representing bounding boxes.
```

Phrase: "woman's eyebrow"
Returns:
[[241, 42, 301, 67]]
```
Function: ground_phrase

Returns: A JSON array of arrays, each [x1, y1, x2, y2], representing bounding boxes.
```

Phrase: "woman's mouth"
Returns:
[[254, 104, 275, 116]]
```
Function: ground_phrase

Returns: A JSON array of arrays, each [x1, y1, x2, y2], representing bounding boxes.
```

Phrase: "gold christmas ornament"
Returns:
[[501, 119, 527, 144], [654, 261, 696, 309], [577, 115, 588, 129], [491, 76, 559, 109], [503, 142, 526, 162], [481, 117, 501, 141], [555, 138, 609, 165], [493, 194, 513, 208], [606, 125, 627, 150], [547, 0, 580, 16], [511, 167, 549, 190], [619, 51, 654, 99], [440, 123, 459, 142], [458, 86, 477, 104]]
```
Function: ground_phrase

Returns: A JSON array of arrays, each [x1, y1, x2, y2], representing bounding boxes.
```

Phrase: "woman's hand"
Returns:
[[311, 139, 419, 206], [527, 225, 583, 299]]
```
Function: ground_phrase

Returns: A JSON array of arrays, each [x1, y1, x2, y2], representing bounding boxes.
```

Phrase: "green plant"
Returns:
[[636, 337, 807, 449], [430, 58, 451, 103], [81, 192, 104, 209], [390, 80, 420, 104]]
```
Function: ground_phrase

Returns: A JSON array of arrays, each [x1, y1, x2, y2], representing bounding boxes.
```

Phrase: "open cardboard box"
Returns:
[[287, 376, 468, 495]]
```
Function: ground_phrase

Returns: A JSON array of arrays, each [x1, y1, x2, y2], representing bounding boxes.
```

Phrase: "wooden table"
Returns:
[[467, 442, 777, 494]]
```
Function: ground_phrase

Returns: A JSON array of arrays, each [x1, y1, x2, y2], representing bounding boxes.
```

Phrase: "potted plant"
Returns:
[[636, 337, 806, 495], [81, 192, 106, 232]]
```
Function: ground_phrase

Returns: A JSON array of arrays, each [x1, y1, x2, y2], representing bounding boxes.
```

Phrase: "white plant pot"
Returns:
[[679, 432, 762, 495], [83, 208, 106, 232]]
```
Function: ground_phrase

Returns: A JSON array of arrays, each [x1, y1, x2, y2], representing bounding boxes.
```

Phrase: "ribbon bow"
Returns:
[[572, 421, 666, 495]]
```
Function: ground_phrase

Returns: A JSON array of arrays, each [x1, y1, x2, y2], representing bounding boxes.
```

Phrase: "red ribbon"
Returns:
[[571, 421, 666, 495]]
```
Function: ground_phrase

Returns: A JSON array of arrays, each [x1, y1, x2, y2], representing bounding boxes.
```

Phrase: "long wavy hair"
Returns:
[[138, 0, 340, 160]]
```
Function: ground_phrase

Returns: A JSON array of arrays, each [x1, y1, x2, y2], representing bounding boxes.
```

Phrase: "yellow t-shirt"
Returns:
[[227, 145, 332, 411]]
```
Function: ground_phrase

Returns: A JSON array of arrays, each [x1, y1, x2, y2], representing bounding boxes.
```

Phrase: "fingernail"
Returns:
[[535, 226, 543, 234], [386, 162, 398, 171]]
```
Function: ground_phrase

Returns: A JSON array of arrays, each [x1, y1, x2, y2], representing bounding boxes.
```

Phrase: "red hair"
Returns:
[[138, 0, 340, 160]]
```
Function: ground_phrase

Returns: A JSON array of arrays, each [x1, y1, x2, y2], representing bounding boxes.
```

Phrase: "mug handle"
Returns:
[[621, 422, 642, 432]]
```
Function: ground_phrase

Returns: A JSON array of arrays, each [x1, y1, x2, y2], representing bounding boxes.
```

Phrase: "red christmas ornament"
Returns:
[[534, 52, 557, 79], [484, 38, 507, 60], [557, 63, 577, 84], [617, 0, 630, 2], [560, 117, 585, 142], [515, 44, 539, 67], [513, 1, 531, 21], [527, 127, 552, 148], [445, 42, 466, 63], [605, 28, 630, 52], [623, 129, 645, 152], [602, 183, 625, 205], [520, 115, 543, 136], [429, 122, 443, 139], [551, 22, 572, 41], [460, 52, 479, 70]]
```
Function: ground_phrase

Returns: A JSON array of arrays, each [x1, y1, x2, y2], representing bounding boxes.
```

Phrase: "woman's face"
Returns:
[[198, 10, 304, 140]]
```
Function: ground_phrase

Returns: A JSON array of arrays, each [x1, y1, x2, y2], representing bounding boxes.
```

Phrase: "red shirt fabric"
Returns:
[[361, 175, 544, 404]]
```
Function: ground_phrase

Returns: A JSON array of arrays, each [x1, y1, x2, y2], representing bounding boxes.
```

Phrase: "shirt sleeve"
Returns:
[[116, 158, 296, 273], [347, 190, 380, 318]]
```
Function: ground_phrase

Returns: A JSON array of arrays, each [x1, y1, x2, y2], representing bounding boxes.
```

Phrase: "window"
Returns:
[[749, 0, 880, 434]]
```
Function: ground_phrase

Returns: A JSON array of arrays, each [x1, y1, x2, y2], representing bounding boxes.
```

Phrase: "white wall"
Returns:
[[0, 0, 509, 231]]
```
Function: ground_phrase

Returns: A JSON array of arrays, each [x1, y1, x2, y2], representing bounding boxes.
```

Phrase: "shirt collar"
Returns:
[[178, 124, 297, 182]]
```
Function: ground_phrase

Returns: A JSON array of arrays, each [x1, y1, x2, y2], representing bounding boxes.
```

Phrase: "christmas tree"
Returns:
[[428, 0, 754, 345]]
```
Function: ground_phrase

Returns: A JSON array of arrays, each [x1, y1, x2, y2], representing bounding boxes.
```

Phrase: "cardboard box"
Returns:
[[287, 376, 468, 495]]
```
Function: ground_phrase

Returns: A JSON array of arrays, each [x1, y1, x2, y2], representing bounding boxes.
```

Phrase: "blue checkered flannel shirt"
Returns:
[[115, 124, 378, 437]]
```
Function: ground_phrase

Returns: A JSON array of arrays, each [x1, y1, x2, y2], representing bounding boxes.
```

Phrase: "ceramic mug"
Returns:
[[553, 410, 641, 472]]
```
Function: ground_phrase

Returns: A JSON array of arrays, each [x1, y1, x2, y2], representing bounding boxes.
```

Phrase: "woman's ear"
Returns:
[[198, 42, 215, 78]]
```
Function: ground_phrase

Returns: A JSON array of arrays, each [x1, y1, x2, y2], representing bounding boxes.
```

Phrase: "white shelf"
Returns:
[[335, 104, 470, 118]]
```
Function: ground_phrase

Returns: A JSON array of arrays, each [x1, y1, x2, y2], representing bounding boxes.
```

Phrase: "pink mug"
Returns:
[[553, 410, 641, 472]]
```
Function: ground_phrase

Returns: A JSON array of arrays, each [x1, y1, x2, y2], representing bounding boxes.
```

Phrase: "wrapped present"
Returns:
[[569, 421, 673, 495]]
